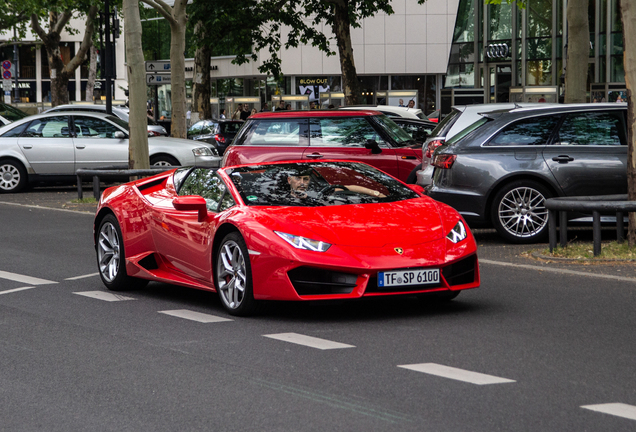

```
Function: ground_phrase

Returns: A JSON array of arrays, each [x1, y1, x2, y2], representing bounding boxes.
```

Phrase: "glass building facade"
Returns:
[[445, 0, 625, 103]]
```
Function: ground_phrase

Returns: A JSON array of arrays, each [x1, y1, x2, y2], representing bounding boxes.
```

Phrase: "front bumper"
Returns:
[[193, 155, 222, 168]]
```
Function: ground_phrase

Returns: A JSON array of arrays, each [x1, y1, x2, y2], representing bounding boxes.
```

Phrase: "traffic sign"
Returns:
[[146, 74, 171, 85], [2, 60, 11, 70], [145, 60, 170, 73], [2, 79, 10, 91], [2, 70, 11, 80]]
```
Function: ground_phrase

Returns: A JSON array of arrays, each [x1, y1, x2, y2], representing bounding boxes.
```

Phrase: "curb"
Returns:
[[530, 250, 636, 264]]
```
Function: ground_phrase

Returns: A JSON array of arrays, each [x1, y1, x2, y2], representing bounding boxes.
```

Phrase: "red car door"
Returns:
[[302, 117, 400, 179]]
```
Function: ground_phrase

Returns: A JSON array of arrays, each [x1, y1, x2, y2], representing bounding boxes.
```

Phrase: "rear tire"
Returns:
[[491, 180, 551, 244], [96, 214, 148, 291], [0, 159, 27, 193]]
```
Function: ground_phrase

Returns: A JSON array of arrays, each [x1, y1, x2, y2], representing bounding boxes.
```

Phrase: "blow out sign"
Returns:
[[299, 78, 328, 85]]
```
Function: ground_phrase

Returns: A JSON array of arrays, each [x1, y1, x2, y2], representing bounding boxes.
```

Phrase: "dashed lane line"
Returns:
[[480, 259, 636, 284], [264, 332, 355, 350], [398, 363, 516, 385], [73, 291, 135, 302], [159, 309, 233, 323], [581, 403, 636, 421], [0, 271, 57, 286], [0, 287, 36, 295], [65, 273, 99, 281]]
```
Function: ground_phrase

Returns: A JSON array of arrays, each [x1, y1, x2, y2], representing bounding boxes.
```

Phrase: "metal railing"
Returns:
[[75, 166, 178, 200], [545, 195, 636, 256]]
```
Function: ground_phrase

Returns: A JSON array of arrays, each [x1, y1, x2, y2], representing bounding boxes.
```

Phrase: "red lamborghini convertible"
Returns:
[[94, 160, 479, 316]]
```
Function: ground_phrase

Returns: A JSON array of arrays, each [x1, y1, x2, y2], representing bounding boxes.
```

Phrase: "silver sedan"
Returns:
[[0, 111, 221, 193]]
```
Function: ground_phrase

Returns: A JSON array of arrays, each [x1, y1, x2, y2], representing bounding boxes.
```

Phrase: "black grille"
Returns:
[[288, 267, 358, 296], [138, 254, 159, 270], [442, 255, 476, 286]]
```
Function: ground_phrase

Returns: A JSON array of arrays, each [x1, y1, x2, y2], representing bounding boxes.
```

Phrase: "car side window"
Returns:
[[23, 116, 70, 138], [73, 116, 122, 138], [487, 116, 559, 146], [309, 118, 385, 146], [555, 111, 626, 146], [242, 119, 307, 145], [179, 168, 233, 212]]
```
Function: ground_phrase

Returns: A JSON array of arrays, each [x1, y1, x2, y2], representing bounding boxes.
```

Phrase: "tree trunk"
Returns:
[[192, 21, 211, 122], [123, 0, 150, 170], [85, 44, 97, 102], [564, 0, 589, 103], [169, 0, 188, 139], [620, 0, 636, 246], [331, 1, 360, 106], [44, 43, 71, 106]]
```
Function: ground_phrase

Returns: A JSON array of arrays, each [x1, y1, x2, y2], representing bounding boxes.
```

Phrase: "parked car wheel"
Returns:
[[150, 155, 180, 166], [491, 180, 551, 244], [215, 232, 257, 316], [406, 164, 421, 184], [0, 159, 27, 193], [97, 214, 149, 291]]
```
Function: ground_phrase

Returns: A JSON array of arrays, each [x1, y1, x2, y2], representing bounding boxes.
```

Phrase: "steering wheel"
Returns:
[[319, 184, 349, 195]]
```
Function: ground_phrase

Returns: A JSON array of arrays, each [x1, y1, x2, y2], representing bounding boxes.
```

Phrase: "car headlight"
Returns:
[[446, 221, 467, 243], [192, 146, 214, 156], [275, 231, 331, 252]]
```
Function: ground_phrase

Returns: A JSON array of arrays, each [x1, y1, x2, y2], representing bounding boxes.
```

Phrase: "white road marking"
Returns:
[[73, 291, 135, 302], [158, 309, 233, 323], [581, 403, 636, 421], [480, 259, 636, 284], [264, 333, 355, 350], [398, 363, 516, 385], [0, 270, 57, 285], [65, 273, 99, 281], [0, 201, 94, 215], [0, 286, 35, 295]]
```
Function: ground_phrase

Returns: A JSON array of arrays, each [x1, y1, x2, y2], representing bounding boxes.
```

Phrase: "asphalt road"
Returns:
[[1, 200, 636, 431]]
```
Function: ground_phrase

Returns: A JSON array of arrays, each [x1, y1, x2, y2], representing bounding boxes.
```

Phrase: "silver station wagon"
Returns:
[[0, 111, 221, 193], [427, 103, 628, 244]]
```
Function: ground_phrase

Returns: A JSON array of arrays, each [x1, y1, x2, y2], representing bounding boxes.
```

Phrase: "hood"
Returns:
[[256, 198, 444, 247]]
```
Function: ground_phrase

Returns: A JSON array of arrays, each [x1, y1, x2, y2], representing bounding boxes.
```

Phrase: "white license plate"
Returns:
[[378, 268, 440, 288]]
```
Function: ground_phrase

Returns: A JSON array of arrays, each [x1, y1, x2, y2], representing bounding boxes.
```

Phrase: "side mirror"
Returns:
[[407, 184, 425, 195], [114, 131, 126, 139], [365, 139, 382, 154], [172, 195, 208, 222]]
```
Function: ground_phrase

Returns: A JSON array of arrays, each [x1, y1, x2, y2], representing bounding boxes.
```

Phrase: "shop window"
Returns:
[[453, 0, 475, 43], [527, 0, 552, 38]]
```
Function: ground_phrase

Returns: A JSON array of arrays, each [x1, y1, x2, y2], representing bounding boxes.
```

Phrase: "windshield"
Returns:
[[430, 108, 461, 137], [225, 161, 418, 207], [373, 114, 414, 146], [0, 103, 29, 122], [445, 117, 490, 145]]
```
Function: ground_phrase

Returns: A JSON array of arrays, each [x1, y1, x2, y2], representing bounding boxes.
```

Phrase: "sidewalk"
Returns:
[[1, 185, 635, 281]]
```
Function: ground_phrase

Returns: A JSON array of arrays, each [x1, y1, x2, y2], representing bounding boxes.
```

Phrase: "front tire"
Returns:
[[150, 155, 180, 166], [97, 214, 148, 291], [215, 232, 257, 316], [491, 180, 551, 244], [0, 159, 27, 193]]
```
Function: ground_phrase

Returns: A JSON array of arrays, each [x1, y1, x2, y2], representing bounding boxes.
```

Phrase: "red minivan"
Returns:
[[221, 110, 423, 183]]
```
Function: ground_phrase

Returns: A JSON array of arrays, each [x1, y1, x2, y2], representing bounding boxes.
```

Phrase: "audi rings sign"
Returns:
[[486, 43, 510, 60]]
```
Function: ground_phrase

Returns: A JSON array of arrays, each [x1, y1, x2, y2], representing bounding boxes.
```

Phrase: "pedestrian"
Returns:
[[310, 101, 316, 110], [398, 99, 405, 107], [328, 104, 335, 109], [240, 104, 251, 120], [616, 94, 624, 103], [261, 103, 269, 112], [276, 100, 286, 111], [285, 103, 291, 110], [220, 109, 226, 119], [407, 100, 415, 109], [250, 108, 257, 117], [232, 104, 243, 120]]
